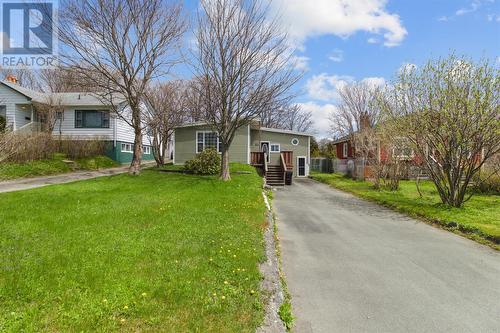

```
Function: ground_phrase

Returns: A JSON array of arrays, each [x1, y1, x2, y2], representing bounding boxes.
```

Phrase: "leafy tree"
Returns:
[[310, 137, 320, 157], [380, 55, 499, 207]]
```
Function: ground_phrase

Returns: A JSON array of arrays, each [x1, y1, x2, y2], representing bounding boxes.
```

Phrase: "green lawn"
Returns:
[[0, 155, 119, 180], [311, 173, 500, 247], [0, 164, 266, 332]]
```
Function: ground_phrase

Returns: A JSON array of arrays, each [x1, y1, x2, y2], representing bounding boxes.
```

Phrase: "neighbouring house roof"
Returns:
[[331, 135, 351, 145], [0, 81, 125, 106], [175, 121, 314, 137]]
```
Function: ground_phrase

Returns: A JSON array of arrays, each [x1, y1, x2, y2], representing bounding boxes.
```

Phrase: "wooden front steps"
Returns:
[[266, 165, 285, 186]]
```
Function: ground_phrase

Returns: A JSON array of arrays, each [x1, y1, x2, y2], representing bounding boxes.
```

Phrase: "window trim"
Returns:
[[121, 143, 133, 153], [343, 142, 348, 158], [75, 110, 110, 129], [270, 143, 280, 153], [143, 145, 151, 155], [196, 130, 222, 154]]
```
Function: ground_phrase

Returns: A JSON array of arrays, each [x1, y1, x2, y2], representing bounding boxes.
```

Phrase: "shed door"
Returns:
[[297, 157, 306, 177]]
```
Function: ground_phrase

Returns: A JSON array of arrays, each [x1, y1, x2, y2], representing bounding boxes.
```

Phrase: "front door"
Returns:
[[297, 157, 306, 177], [260, 142, 270, 163]]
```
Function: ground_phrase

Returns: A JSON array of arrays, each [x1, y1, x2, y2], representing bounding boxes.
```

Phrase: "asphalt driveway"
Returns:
[[274, 178, 500, 333]]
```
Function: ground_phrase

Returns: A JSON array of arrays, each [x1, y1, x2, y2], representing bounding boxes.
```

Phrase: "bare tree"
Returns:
[[379, 54, 500, 207], [261, 103, 313, 132], [194, 0, 300, 181], [32, 95, 65, 134], [146, 81, 187, 166], [330, 82, 382, 165], [0, 67, 42, 91], [38, 66, 97, 93], [330, 82, 380, 140], [59, 0, 186, 175]]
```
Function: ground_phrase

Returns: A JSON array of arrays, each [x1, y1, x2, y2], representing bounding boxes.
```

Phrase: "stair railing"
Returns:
[[280, 153, 287, 183], [263, 152, 268, 176]]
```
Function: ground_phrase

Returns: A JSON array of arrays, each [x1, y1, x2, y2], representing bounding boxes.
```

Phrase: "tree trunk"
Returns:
[[129, 128, 143, 175], [220, 148, 231, 181]]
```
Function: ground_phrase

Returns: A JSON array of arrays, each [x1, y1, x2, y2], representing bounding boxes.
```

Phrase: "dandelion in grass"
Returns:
[[124, 305, 129, 310], [224, 280, 229, 285], [221, 296, 226, 300], [141, 292, 147, 297], [120, 318, 126, 323]]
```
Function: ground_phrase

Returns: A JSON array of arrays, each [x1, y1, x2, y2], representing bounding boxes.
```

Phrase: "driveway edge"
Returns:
[[257, 192, 287, 333]]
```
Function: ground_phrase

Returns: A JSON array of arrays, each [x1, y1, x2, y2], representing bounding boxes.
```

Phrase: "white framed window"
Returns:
[[270, 144, 280, 153], [196, 131, 222, 153], [121, 143, 133, 153], [291, 138, 299, 146], [143, 146, 151, 155], [343, 143, 348, 158]]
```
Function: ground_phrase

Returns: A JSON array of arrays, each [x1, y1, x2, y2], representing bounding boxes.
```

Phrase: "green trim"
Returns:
[[105, 141, 155, 164]]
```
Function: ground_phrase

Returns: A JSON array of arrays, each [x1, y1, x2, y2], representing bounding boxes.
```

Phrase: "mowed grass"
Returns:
[[0, 164, 266, 332], [0, 155, 119, 180], [311, 173, 500, 246]]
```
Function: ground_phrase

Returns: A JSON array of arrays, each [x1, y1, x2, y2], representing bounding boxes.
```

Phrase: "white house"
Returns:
[[0, 79, 155, 164]]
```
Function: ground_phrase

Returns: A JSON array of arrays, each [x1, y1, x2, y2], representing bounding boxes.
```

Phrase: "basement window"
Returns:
[[121, 143, 133, 153]]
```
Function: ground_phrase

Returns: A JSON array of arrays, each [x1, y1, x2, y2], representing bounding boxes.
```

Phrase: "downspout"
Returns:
[[247, 124, 250, 164], [113, 115, 117, 148]]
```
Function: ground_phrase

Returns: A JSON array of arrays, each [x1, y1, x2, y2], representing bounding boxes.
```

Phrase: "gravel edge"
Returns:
[[256, 193, 287, 333]]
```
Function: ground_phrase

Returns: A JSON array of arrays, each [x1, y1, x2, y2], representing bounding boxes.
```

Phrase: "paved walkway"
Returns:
[[0, 166, 131, 193], [274, 179, 500, 333]]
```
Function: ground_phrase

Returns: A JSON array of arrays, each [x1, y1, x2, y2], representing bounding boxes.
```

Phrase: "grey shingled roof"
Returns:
[[1, 81, 125, 106]]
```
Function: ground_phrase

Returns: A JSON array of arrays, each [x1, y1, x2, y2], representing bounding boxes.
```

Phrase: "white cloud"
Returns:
[[297, 102, 337, 139], [361, 77, 386, 88], [306, 73, 386, 102], [439, 0, 496, 21], [328, 49, 344, 62], [291, 55, 310, 71], [305, 74, 354, 101], [271, 0, 407, 48], [487, 14, 500, 21], [456, 1, 481, 16], [367, 37, 379, 44]]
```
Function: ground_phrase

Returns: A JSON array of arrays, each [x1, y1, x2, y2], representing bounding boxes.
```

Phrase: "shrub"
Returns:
[[185, 149, 221, 175], [473, 169, 500, 194]]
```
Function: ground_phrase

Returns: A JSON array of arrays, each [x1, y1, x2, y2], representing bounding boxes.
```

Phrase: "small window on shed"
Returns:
[[343, 143, 348, 158], [291, 138, 299, 146]]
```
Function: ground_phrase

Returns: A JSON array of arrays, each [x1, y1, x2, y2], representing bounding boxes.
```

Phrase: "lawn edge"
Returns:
[[310, 175, 500, 251]]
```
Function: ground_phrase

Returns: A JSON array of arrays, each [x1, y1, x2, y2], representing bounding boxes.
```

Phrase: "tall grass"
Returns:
[[0, 132, 107, 163]]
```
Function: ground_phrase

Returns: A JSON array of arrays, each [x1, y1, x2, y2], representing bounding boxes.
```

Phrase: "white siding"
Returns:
[[15, 104, 32, 129], [0, 84, 31, 130], [115, 105, 154, 145], [53, 107, 114, 139]]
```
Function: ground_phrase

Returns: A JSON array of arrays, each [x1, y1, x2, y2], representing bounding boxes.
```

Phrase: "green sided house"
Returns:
[[173, 122, 312, 185]]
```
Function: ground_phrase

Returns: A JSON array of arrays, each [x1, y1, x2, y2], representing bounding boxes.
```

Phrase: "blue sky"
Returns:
[[185, 0, 500, 138]]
